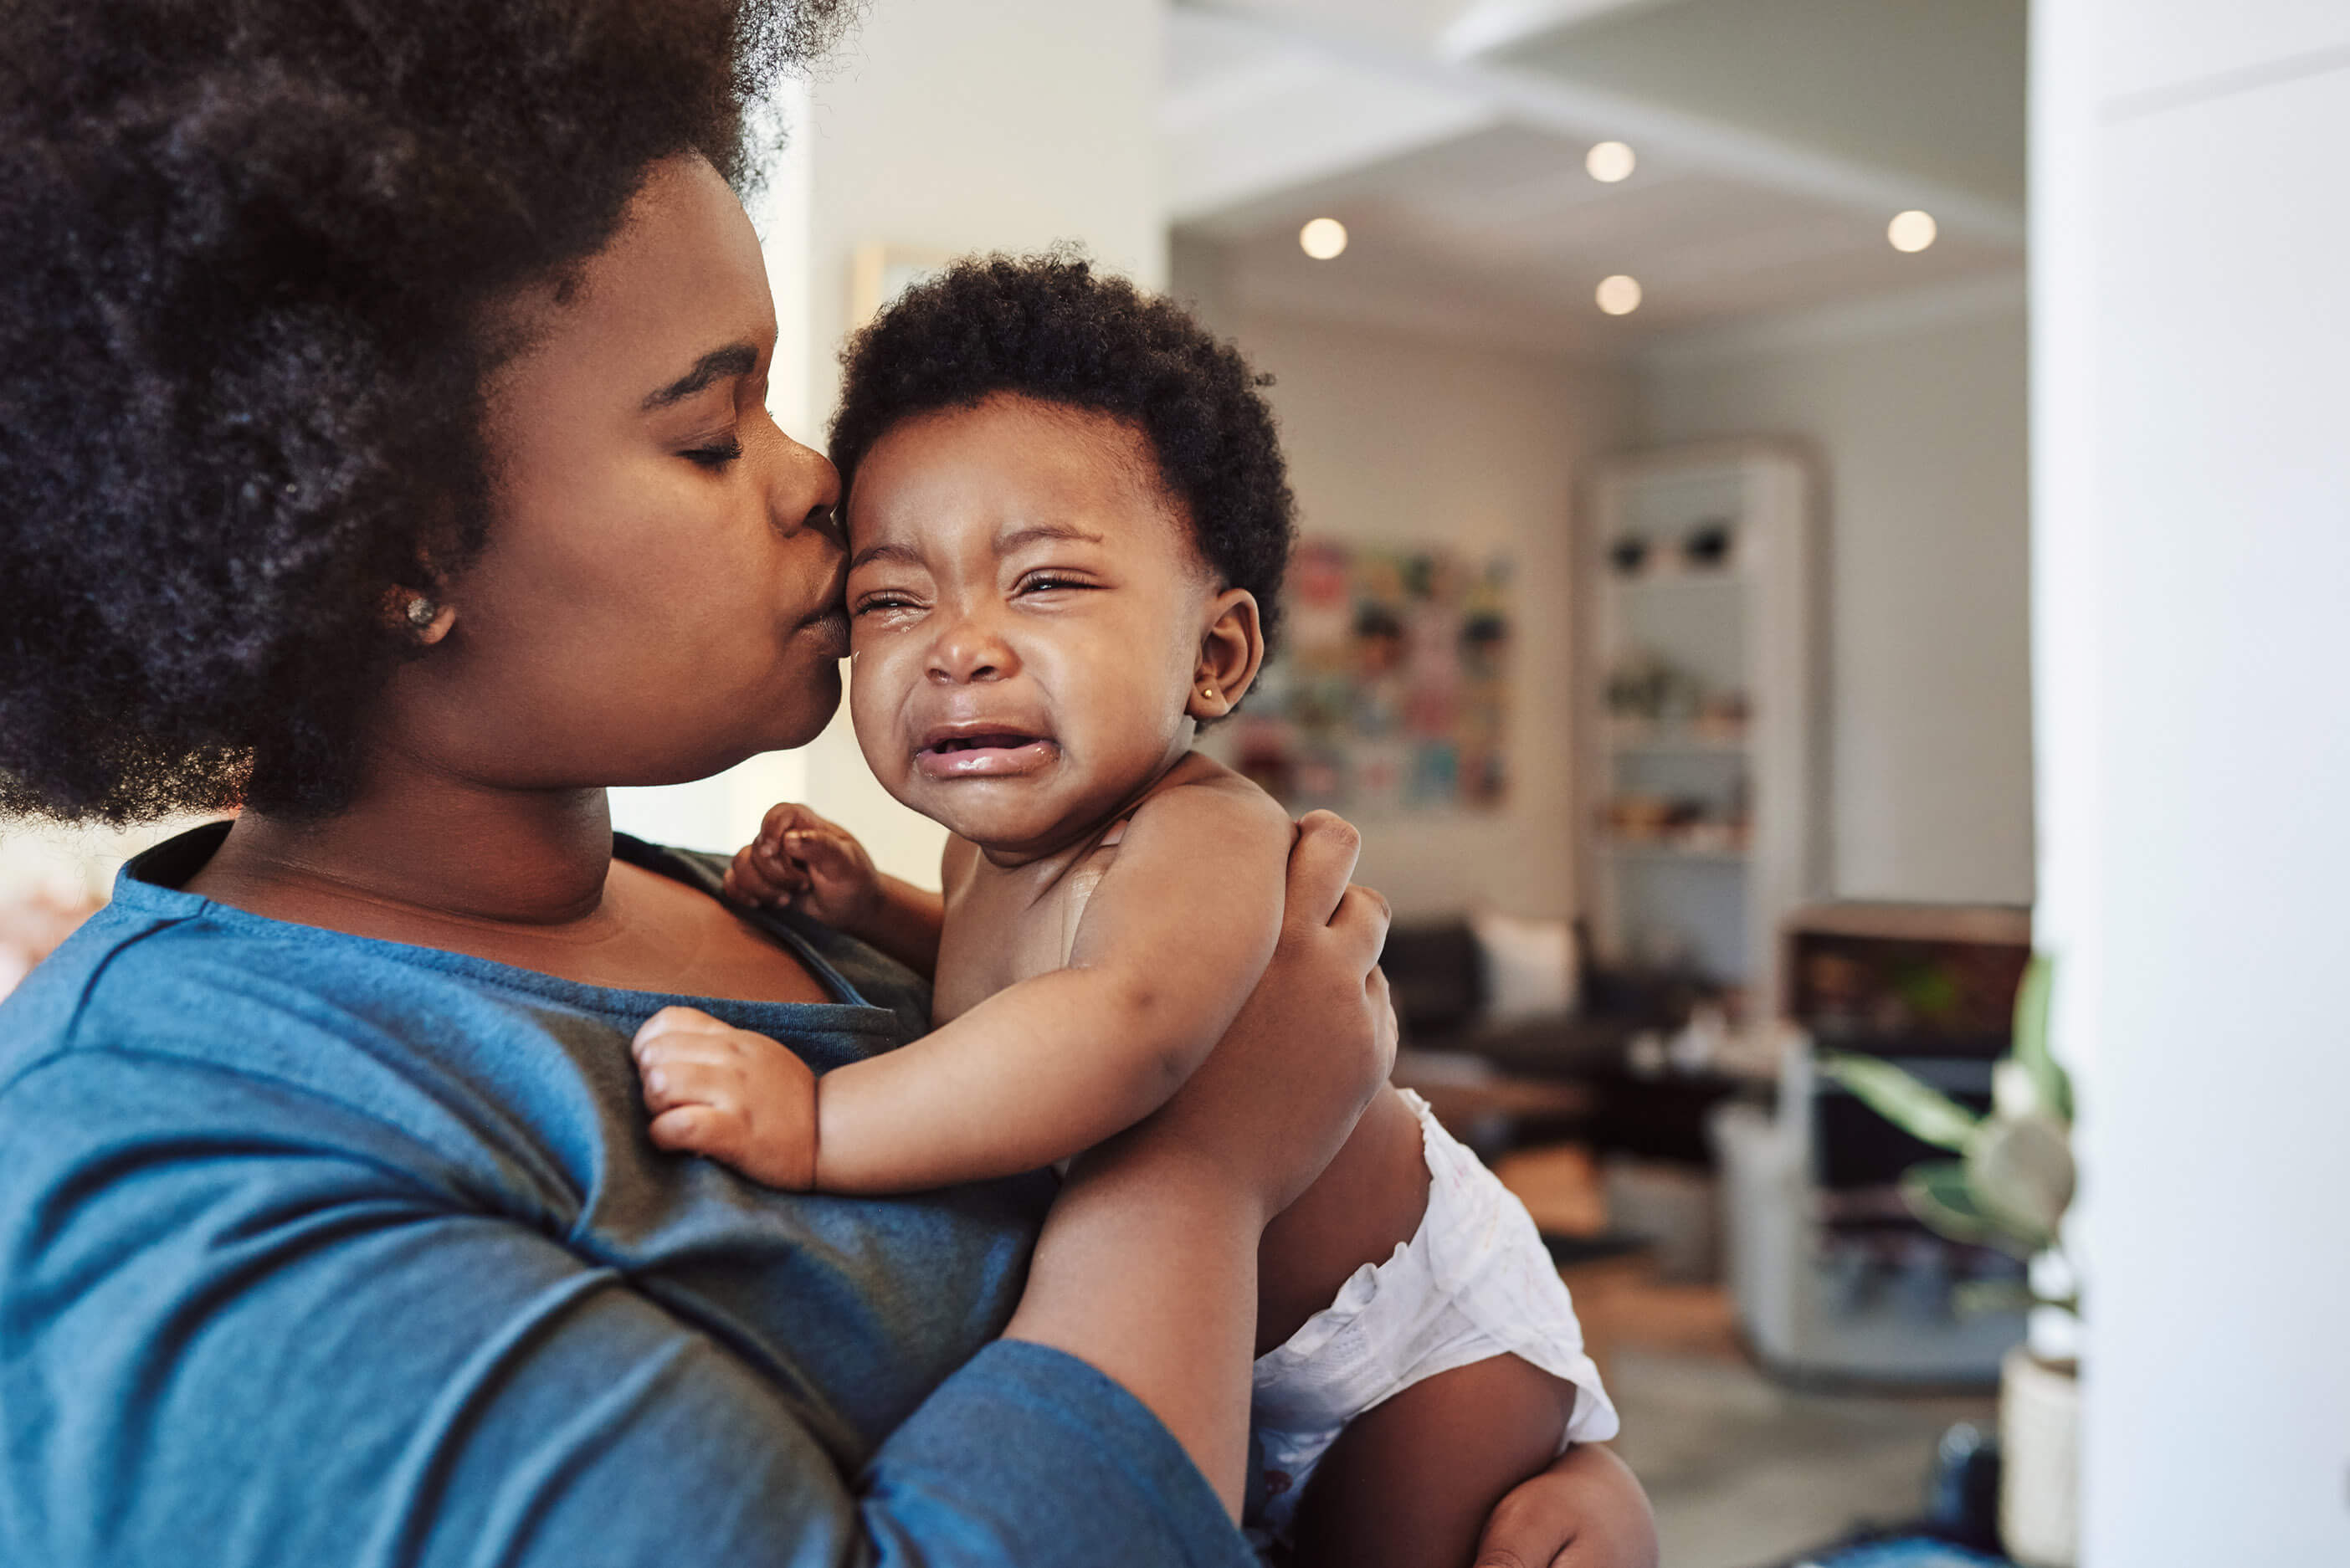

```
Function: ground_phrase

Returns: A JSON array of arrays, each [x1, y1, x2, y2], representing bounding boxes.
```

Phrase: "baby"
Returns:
[[632, 255, 1617, 1562]]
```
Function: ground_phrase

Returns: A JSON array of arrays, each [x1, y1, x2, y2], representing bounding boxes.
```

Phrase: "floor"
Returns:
[[1495, 1146, 1999, 1568]]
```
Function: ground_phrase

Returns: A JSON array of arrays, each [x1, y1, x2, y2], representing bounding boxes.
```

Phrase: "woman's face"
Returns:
[[383, 153, 846, 792]]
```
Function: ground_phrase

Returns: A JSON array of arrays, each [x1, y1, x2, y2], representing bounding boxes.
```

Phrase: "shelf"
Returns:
[[1603, 568, 1743, 594], [1599, 838, 1749, 864], [1604, 725, 1749, 756]]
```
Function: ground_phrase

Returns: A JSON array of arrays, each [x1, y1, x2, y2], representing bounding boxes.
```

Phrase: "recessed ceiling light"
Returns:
[[1299, 218, 1348, 260], [1888, 210, 1938, 253], [1586, 141, 1636, 183], [1596, 274, 1643, 315]]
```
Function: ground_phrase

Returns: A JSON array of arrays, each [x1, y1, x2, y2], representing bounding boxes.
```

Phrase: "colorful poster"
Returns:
[[1211, 541, 1512, 812]]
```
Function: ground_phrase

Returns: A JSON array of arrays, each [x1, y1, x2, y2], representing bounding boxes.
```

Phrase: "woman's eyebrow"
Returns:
[[642, 342, 759, 410]]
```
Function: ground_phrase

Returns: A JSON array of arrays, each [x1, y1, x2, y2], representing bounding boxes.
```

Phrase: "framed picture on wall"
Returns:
[[1204, 540, 1514, 815]]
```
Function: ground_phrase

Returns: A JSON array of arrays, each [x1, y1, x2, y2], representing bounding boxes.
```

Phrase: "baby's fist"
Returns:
[[632, 1006, 818, 1191], [724, 802, 881, 931]]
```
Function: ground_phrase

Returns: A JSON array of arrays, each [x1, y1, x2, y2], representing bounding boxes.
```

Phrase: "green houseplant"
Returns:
[[1821, 955, 2079, 1567]]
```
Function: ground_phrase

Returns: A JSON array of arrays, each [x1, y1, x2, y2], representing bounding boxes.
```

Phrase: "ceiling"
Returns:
[[1165, 0, 2028, 353]]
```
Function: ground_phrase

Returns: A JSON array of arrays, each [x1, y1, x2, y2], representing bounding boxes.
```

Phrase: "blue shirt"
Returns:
[[0, 824, 1250, 1567]]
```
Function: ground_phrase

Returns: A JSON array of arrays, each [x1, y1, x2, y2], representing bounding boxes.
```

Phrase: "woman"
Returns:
[[0, 3, 1655, 1563]]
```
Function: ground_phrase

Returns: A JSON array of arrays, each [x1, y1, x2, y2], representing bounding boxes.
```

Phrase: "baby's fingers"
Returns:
[[648, 1104, 754, 1166], [784, 828, 863, 887], [631, 1004, 739, 1058], [638, 1055, 741, 1116]]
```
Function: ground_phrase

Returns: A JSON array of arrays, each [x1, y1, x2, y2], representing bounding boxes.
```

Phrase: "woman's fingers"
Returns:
[[1284, 810, 1364, 932], [1327, 880, 1393, 971]]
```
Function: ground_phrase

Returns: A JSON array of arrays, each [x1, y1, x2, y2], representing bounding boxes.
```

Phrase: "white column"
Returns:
[[2034, 3, 2350, 1560]]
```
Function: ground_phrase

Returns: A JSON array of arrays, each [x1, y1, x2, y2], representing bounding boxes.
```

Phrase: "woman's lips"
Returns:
[[915, 732, 1057, 780], [798, 607, 849, 658]]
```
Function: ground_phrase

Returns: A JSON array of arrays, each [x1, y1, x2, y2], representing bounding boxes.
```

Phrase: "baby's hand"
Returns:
[[724, 802, 880, 930], [632, 1006, 818, 1190]]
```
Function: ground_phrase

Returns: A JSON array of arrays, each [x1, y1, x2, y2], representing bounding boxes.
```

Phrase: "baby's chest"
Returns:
[[932, 853, 1116, 1023]]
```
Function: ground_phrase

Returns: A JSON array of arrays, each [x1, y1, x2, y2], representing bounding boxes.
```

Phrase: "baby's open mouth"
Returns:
[[922, 732, 1039, 755], [915, 730, 1058, 779]]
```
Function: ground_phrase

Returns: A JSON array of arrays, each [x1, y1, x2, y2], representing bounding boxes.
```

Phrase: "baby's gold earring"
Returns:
[[1202, 685, 1219, 701]]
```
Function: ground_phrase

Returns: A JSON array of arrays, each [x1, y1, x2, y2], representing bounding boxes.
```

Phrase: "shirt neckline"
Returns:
[[111, 821, 901, 1032]]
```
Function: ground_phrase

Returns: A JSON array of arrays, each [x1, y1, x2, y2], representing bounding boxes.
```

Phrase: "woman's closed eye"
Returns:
[[680, 433, 744, 469]]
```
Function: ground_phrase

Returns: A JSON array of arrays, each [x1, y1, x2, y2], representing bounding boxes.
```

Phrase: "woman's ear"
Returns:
[[379, 582, 457, 647], [1188, 589, 1265, 722]]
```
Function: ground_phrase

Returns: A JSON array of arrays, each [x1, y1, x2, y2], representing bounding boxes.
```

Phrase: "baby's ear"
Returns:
[[1188, 589, 1265, 723]]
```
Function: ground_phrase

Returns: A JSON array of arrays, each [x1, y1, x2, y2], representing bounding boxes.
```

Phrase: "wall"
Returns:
[[617, 0, 1169, 874], [1638, 284, 2035, 906], [1178, 299, 1629, 920], [2036, 2, 2350, 1560]]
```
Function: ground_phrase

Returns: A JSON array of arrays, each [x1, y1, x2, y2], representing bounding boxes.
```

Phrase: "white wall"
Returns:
[[2037, 3, 2350, 1561], [618, 0, 1170, 874], [1179, 300, 1628, 920], [1638, 284, 2036, 906]]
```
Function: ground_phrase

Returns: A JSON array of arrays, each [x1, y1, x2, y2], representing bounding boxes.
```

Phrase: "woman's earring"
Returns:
[[403, 595, 440, 630], [1203, 685, 1219, 701]]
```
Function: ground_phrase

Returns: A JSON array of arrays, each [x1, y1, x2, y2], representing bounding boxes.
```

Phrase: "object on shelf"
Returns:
[[1607, 535, 1650, 576], [1680, 518, 1737, 570]]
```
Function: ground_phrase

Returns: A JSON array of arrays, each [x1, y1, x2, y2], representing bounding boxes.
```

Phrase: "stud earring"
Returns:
[[1203, 685, 1219, 701], [404, 595, 440, 630]]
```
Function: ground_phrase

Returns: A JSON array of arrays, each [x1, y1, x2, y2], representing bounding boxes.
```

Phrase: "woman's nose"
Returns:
[[767, 424, 843, 541]]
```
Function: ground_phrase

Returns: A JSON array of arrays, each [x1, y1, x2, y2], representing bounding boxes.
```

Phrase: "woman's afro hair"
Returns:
[[829, 253, 1296, 656], [0, 0, 850, 822]]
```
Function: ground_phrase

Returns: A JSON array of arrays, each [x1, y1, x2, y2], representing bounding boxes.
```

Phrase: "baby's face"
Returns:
[[843, 392, 1222, 859]]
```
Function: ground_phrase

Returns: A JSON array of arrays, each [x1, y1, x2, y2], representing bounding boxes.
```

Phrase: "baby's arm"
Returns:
[[643, 781, 1293, 1194], [723, 802, 943, 978]]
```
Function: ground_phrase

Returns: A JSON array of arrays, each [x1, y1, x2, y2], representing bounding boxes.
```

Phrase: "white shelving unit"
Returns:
[[1577, 443, 1822, 1025]]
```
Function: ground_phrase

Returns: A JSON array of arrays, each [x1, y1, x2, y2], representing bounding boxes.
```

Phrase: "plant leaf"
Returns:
[[1821, 1053, 1982, 1152], [1965, 1113, 2074, 1243], [1900, 1161, 2004, 1248], [2011, 954, 2074, 1125], [1952, 1278, 2036, 1318]]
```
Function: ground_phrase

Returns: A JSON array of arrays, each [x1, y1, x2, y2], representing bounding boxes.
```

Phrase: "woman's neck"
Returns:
[[192, 752, 618, 933]]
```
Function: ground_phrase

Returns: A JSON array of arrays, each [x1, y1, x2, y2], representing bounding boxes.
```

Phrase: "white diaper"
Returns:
[[1246, 1089, 1619, 1540]]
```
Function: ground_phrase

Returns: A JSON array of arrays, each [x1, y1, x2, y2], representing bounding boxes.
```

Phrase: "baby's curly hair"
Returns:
[[829, 254, 1296, 657], [0, 0, 850, 822]]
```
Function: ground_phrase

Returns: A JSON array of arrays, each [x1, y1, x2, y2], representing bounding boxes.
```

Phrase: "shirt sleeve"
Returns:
[[0, 1048, 1255, 1568]]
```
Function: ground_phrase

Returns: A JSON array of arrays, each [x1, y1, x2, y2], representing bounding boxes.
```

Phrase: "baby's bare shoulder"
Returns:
[[1126, 755, 1291, 846]]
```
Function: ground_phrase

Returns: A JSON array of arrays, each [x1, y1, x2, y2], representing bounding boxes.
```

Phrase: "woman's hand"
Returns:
[[1110, 809, 1397, 1224], [1472, 1445, 1659, 1568]]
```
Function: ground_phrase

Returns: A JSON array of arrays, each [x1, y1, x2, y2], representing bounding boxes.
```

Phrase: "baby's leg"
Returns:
[[1255, 1085, 1429, 1353], [1290, 1355, 1578, 1568], [1255, 1089, 1606, 1565]]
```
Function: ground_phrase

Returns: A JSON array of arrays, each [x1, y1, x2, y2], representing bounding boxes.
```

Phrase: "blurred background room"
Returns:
[[5, 3, 2343, 1565]]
